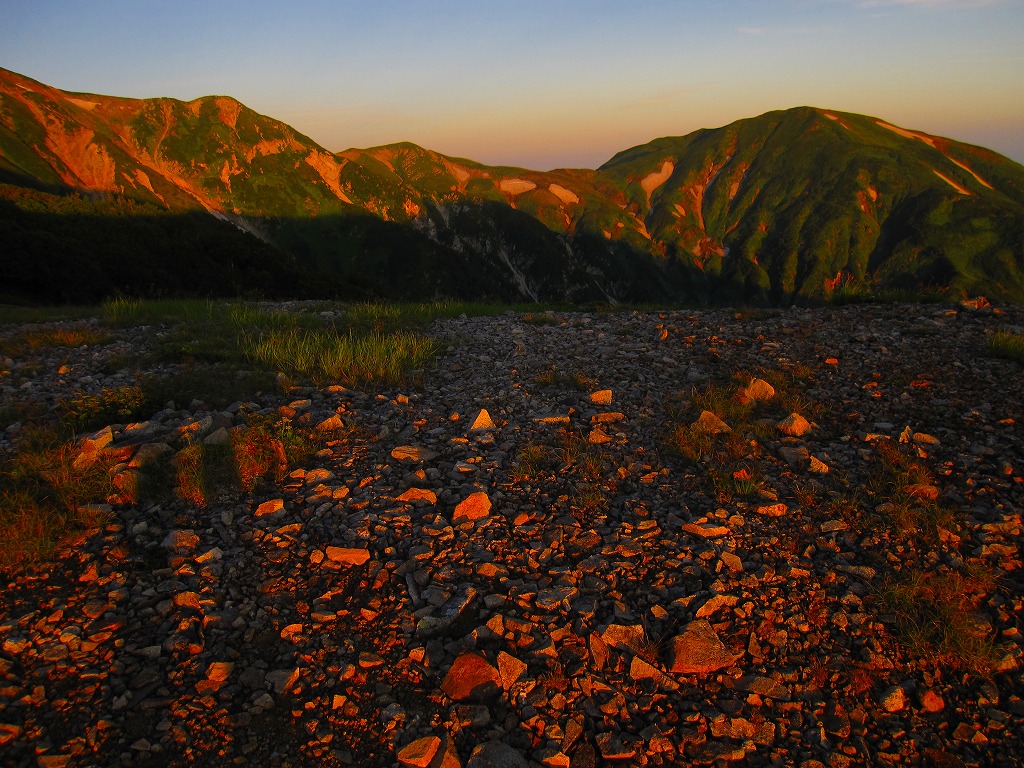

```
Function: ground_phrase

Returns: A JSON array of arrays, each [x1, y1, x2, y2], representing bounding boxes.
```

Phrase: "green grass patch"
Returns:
[[987, 329, 1024, 363], [242, 328, 437, 386], [876, 568, 1002, 674]]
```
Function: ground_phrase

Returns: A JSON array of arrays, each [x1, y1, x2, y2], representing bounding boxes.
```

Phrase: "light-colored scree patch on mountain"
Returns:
[[548, 184, 579, 204], [641, 160, 674, 208], [499, 179, 537, 195], [947, 158, 994, 190], [932, 169, 972, 196]]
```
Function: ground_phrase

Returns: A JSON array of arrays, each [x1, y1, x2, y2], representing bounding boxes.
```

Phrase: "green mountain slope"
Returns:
[[598, 107, 1024, 301], [2, 67, 1022, 304]]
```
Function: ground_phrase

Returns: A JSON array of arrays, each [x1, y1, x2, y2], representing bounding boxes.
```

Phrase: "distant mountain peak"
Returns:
[[1, 68, 1022, 304]]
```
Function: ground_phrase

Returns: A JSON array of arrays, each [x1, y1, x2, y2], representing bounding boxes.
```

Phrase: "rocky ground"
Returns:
[[1, 302, 1023, 768]]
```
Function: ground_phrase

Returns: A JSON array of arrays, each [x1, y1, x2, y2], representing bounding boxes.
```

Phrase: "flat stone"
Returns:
[[820, 519, 848, 533], [755, 503, 789, 517], [397, 736, 441, 768], [162, 529, 199, 551], [667, 620, 738, 675], [467, 741, 529, 768], [590, 389, 613, 405], [453, 492, 492, 522], [497, 651, 528, 689], [682, 523, 731, 538], [442, 652, 502, 701], [595, 732, 636, 760], [600, 623, 645, 654], [737, 675, 791, 701], [255, 498, 285, 517], [206, 661, 234, 682], [325, 547, 371, 566], [397, 487, 438, 504], [695, 594, 738, 619], [534, 414, 570, 425], [265, 668, 299, 694], [392, 445, 439, 462]]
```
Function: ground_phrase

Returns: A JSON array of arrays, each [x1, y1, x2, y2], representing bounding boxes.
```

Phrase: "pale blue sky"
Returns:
[[3, 0, 1022, 168]]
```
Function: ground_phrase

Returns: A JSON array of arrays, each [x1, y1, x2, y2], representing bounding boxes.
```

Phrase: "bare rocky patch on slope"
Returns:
[[1, 302, 1023, 767]]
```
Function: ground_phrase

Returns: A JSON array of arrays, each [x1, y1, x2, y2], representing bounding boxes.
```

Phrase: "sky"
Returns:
[[3, 0, 1023, 169]]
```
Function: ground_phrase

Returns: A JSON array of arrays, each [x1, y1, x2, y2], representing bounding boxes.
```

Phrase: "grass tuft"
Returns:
[[0, 425, 114, 570], [987, 329, 1024, 363], [242, 328, 437, 386], [876, 568, 1002, 674]]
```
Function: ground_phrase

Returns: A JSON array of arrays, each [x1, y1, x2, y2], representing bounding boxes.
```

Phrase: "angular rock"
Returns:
[[695, 594, 738, 619], [316, 413, 346, 432], [397, 487, 438, 504], [600, 624, 645, 654], [255, 498, 285, 517], [469, 408, 496, 431], [754, 503, 788, 517], [736, 675, 791, 700], [692, 410, 731, 434], [497, 651, 528, 689], [397, 736, 442, 768], [467, 741, 528, 768], [667, 620, 738, 675], [325, 547, 371, 566], [265, 668, 300, 694], [441, 652, 502, 701], [590, 389, 613, 405], [162, 529, 199, 551], [392, 445, 439, 462], [453, 492, 492, 523]]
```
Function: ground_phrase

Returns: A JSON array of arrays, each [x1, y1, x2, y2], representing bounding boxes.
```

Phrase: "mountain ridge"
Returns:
[[1, 66, 1022, 304]]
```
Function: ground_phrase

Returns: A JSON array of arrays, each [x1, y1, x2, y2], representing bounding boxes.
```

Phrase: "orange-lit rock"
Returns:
[[397, 487, 438, 504], [324, 546, 370, 566], [453, 492, 491, 523], [441, 651, 502, 701], [255, 498, 285, 517], [755, 503, 789, 517], [397, 735, 441, 768], [667, 620, 738, 675], [692, 410, 731, 434], [469, 408, 495, 431], [738, 378, 775, 402], [777, 413, 812, 436]]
